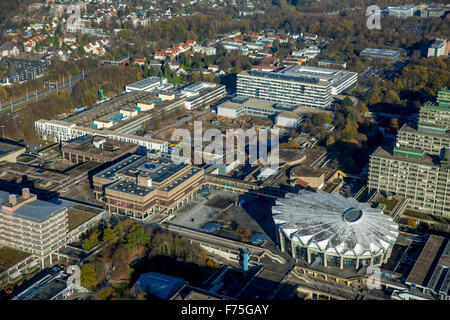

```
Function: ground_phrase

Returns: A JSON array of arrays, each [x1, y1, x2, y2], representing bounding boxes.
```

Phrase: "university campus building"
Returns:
[[236, 65, 357, 109], [368, 88, 450, 217], [92, 154, 204, 219]]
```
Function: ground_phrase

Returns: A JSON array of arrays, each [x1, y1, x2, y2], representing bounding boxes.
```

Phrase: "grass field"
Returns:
[[67, 208, 95, 231], [0, 247, 31, 273], [376, 197, 398, 212]]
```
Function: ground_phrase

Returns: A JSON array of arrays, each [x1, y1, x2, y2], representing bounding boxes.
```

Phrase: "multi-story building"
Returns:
[[92, 154, 204, 219], [35, 119, 169, 152], [178, 82, 226, 110], [428, 39, 448, 58], [0, 188, 68, 267], [0, 58, 47, 84], [368, 146, 450, 217], [61, 136, 139, 164], [396, 88, 450, 155], [236, 65, 357, 109], [396, 124, 450, 156]]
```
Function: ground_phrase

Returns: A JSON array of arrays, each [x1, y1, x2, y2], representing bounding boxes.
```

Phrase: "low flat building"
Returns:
[[360, 48, 401, 62], [35, 119, 169, 153], [388, 5, 417, 19], [61, 136, 139, 164], [125, 77, 172, 93], [132, 272, 188, 299], [217, 96, 324, 128], [93, 154, 204, 219], [0, 140, 26, 163], [405, 235, 450, 300], [318, 60, 347, 70]]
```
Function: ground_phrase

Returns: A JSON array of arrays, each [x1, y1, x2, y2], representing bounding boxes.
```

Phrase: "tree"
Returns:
[[326, 135, 335, 147], [127, 227, 149, 248], [405, 217, 417, 229], [163, 63, 171, 78], [80, 263, 96, 290], [0, 87, 7, 102], [103, 227, 117, 243], [82, 231, 99, 251], [119, 29, 131, 40], [341, 97, 353, 108]]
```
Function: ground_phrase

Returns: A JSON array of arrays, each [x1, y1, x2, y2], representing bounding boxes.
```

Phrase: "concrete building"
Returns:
[[178, 82, 226, 110], [388, 5, 417, 19], [125, 77, 172, 93], [217, 96, 321, 128], [405, 235, 450, 300], [396, 124, 450, 156], [0, 141, 26, 163], [236, 65, 357, 109], [368, 146, 450, 217], [428, 39, 448, 57], [359, 48, 401, 62], [0, 58, 47, 85], [272, 191, 399, 270], [318, 60, 347, 70], [92, 154, 204, 219], [0, 189, 68, 267], [396, 88, 450, 156], [420, 5, 446, 18], [35, 119, 169, 153], [61, 136, 139, 164]]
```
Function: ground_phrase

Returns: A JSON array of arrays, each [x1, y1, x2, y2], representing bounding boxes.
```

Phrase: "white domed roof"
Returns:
[[273, 190, 399, 256]]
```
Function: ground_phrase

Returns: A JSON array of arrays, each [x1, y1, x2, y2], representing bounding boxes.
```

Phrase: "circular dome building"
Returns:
[[272, 190, 399, 270]]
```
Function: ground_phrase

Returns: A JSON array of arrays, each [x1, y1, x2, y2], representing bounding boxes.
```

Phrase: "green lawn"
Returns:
[[375, 197, 398, 212], [0, 247, 31, 273], [67, 208, 96, 231]]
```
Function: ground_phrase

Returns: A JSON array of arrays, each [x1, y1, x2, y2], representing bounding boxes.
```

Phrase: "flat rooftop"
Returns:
[[371, 146, 439, 166], [406, 235, 450, 296], [0, 191, 69, 223], [360, 48, 401, 57], [106, 179, 154, 196], [62, 136, 138, 159], [126, 77, 166, 90], [0, 246, 31, 273], [0, 141, 25, 157]]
